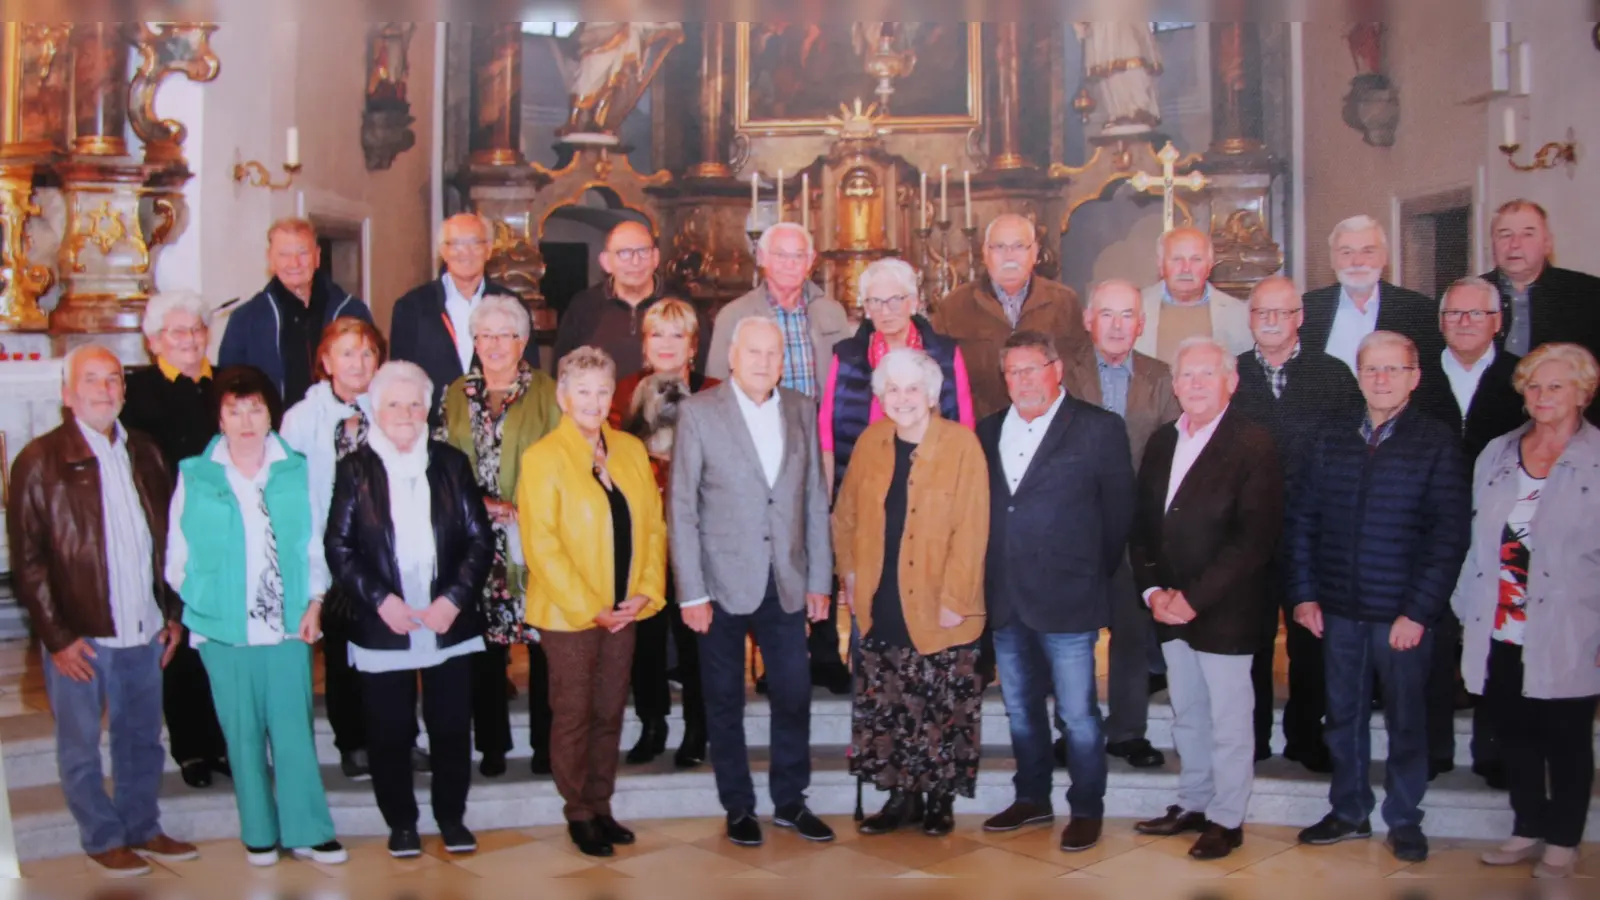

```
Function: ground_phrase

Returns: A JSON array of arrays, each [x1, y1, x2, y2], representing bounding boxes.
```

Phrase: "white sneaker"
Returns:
[[1480, 837, 1544, 866], [292, 841, 349, 865], [244, 845, 279, 867], [1534, 845, 1578, 879]]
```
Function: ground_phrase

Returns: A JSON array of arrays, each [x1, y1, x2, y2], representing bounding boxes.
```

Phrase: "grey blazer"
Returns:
[[668, 382, 833, 615]]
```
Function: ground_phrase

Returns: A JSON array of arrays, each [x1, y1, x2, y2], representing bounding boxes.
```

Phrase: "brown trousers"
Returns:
[[542, 623, 638, 822]]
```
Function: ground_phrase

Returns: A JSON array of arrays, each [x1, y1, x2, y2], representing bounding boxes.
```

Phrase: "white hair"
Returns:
[[871, 348, 944, 405], [141, 290, 212, 340], [1438, 276, 1499, 314], [984, 213, 1035, 247], [1327, 214, 1389, 252], [1087, 278, 1143, 312], [556, 346, 616, 390], [469, 294, 531, 341], [756, 221, 814, 259], [368, 360, 434, 410], [61, 343, 120, 388], [1172, 336, 1238, 377], [438, 212, 493, 250], [730, 315, 783, 352], [1155, 227, 1214, 260], [1356, 330, 1418, 369], [857, 258, 920, 307]]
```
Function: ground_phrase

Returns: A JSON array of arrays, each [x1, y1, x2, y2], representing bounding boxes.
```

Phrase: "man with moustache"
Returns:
[[1479, 199, 1600, 423], [932, 214, 1088, 419], [1300, 215, 1441, 378], [1136, 228, 1254, 367], [1062, 280, 1181, 770], [1232, 276, 1362, 773]]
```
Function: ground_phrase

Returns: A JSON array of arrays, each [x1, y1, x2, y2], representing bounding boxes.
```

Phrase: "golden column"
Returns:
[[468, 24, 524, 167], [989, 22, 1027, 170], [687, 22, 731, 179]]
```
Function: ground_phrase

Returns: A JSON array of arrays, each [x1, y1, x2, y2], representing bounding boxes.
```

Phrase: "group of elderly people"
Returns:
[[10, 204, 1599, 879]]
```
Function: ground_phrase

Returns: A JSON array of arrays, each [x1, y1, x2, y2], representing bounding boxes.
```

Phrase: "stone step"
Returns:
[[0, 687, 1547, 791], [10, 745, 1590, 862]]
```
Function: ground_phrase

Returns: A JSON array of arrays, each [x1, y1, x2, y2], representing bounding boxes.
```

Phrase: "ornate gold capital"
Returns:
[[129, 23, 221, 157]]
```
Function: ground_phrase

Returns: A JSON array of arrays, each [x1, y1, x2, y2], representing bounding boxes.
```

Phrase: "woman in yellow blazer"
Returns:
[[517, 346, 666, 859]]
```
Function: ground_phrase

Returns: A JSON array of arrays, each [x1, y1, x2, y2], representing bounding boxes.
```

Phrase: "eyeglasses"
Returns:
[[1440, 309, 1498, 324], [609, 247, 655, 264], [1003, 364, 1048, 380], [443, 238, 488, 251], [1358, 364, 1417, 379], [986, 241, 1035, 254], [1250, 307, 1302, 322], [764, 249, 811, 264], [863, 293, 912, 311], [160, 325, 207, 340], [473, 332, 519, 344]]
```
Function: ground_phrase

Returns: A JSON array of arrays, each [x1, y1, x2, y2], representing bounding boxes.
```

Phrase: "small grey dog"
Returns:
[[624, 371, 689, 459]]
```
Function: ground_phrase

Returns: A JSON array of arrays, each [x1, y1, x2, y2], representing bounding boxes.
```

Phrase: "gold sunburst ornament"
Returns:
[[824, 98, 892, 141]]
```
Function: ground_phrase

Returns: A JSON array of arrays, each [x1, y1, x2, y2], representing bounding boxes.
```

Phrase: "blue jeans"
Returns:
[[993, 623, 1106, 817], [1322, 612, 1433, 830], [42, 637, 167, 855]]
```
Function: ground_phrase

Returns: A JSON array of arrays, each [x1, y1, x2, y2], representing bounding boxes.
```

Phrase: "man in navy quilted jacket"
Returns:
[[1285, 330, 1470, 865]]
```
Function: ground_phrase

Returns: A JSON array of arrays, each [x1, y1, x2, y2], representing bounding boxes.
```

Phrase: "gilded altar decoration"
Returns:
[[3, 24, 72, 155], [24, 25, 72, 82], [856, 23, 917, 111], [363, 23, 418, 170], [560, 23, 684, 138], [1073, 22, 1164, 134], [69, 200, 149, 274], [129, 23, 221, 163], [0, 167, 52, 331]]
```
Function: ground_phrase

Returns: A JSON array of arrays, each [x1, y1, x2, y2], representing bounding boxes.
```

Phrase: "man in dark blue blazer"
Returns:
[[1299, 215, 1443, 378], [976, 329, 1137, 854]]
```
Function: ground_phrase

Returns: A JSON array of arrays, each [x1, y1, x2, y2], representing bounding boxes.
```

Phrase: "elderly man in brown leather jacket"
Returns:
[[6, 345, 197, 877]]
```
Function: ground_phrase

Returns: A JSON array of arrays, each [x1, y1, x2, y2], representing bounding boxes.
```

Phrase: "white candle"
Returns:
[[751, 172, 759, 213], [1517, 42, 1532, 95], [963, 170, 972, 229], [286, 126, 300, 167], [776, 169, 785, 222], [1503, 107, 1517, 147], [800, 173, 810, 231], [939, 164, 949, 223], [919, 171, 928, 229]]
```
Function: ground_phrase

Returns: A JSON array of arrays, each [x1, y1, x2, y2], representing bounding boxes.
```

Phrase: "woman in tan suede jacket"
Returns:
[[833, 348, 989, 840]]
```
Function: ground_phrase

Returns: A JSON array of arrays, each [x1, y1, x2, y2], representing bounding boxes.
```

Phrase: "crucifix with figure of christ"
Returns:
[[1127, 141, 1209, 233]]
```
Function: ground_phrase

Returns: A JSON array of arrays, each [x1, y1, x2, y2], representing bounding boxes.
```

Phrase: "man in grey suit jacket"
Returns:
[[670, 316, 835, 848]]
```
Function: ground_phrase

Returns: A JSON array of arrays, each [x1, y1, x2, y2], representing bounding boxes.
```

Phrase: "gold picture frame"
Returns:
[[735, 23, 983, 134]]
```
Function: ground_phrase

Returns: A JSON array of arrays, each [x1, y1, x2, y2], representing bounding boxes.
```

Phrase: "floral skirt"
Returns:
[[849, 636, 984, 798]]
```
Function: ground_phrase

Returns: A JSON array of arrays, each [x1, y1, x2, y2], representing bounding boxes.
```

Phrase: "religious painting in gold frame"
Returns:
[[735, 23, 982, 133], [1, 23, 71, 156]]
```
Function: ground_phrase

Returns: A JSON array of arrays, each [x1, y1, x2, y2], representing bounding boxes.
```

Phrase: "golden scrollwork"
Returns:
[[529, 147, 671, 243], [485, 217, 546, 303], [129, 23, 221, 155], [22, 25, 72, 82], [0, 167, 52, 330], [148, 196, 180, 248], [68, 200, 151, 274]]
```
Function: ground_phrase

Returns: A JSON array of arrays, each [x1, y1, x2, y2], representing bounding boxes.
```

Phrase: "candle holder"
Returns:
[[961, 225, 980, 285], [1499, 127, 1578, 173], [747, 229, 764, 288], [233, 159, 302, 190], [917, 219, 962, 305]]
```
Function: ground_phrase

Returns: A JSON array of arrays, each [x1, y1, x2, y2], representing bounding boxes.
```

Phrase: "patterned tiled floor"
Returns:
[[19, 816, 1599, 883]]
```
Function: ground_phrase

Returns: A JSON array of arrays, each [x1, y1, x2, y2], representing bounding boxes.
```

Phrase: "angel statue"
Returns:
[[1074, 22, 1164, 134], [560, 22, 685, 137]]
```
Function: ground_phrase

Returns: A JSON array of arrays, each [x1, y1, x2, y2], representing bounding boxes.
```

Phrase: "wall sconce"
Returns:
[[1498, 117, 1577, 173], [233, 127, 302, 190]]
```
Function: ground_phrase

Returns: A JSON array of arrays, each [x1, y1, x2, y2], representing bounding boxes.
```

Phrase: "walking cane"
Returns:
[[846, 581, 864, 822]]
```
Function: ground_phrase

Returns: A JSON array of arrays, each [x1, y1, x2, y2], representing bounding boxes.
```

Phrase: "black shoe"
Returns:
[[179, 760, 212, 789], [1255, 742, 1272, 762], [1387, 825, 1429, 862], [754, 674, 769, 695], [593, 815, 635, 846], [774, 804, 835, 842], [626, 718, 669, 765], [530, 750, 552, 776], [1148, 673, 1168, 696], [674, 723, 706, 768], [858, 789, 924, 836], [411, 747, 431, 773], [1052, 737, 1068, 769], [439, 821, 477, 854], [211, 757, 231, 779], [1427, 758, 1455, 781], [1472, 760, 1507, 790], [1106, 738, 1165, 769], [812, 662, 853, 695], [567, 820, 614, 857], [387, 827, 422, 858], [1297, 814, 1372, 845], [1189, 822, 1244, 860], [1135, 805, 1207, 837], [340, 750, 371, 781], [983, 801, 1054, 832], [923, 792, 955, 837], [479, 753, 507, 778], [726, 811, 764, 847], [1283, 743, 1334, 774]]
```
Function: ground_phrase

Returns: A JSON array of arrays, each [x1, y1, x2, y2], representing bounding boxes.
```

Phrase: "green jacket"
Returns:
[[177, 435, 313, 645], [439, 370, 561, 596]]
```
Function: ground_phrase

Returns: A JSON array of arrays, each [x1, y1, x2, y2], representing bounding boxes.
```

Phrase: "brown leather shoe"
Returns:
[[1135, 805, 1208, 836], [88, 847, 152, 877], [131, 833, 199, 862], [1188, 821, 1244, 860], [1059, 816, 1103, 852], [982, 800, 1054, 832]]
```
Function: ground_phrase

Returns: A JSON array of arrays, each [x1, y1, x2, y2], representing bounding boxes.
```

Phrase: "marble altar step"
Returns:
[[9, 744, 1586, 862]]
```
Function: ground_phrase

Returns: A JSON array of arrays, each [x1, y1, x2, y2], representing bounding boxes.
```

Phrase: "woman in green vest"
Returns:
[[438, 294, 560, 777], [164, 366, 345, 867]]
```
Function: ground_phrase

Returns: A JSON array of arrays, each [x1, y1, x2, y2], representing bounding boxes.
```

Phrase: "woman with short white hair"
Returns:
[[325, 360, 494, 860], [832, 348, 990, 838], [437, 294, 560, 778]]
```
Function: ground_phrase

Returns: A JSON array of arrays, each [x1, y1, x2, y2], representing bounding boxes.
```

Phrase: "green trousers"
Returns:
[[198, 640, 336, 849]]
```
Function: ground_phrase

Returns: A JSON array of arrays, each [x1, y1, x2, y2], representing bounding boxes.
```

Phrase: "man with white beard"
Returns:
[[1298, 216, 1442, 378]]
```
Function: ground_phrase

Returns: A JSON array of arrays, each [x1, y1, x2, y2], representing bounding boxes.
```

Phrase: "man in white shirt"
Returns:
[[669, 317, 835, 848], [1127, 337, 1283, 861], [1137, 228, 1254, 367], [1300, 215, 1441, 376], [7, 345, 198, 876]]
